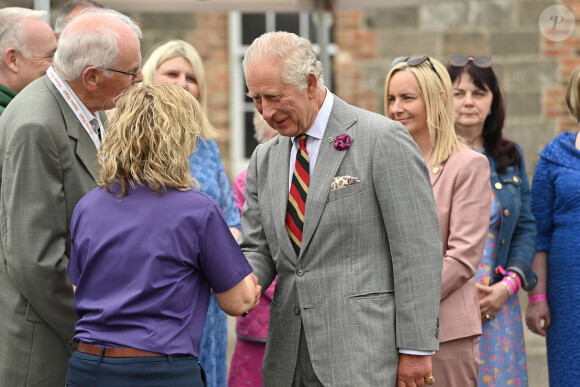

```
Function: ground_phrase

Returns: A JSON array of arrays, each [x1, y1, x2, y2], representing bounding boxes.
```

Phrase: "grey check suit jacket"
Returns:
[[240, 95, 443, 386], [0, 75, 98, 387]]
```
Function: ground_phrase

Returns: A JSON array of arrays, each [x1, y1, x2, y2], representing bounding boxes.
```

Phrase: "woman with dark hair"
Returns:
[[447, 56, 537, 387]]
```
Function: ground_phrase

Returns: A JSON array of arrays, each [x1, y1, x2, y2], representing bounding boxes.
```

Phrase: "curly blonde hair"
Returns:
[[98, 83, 205, 196]]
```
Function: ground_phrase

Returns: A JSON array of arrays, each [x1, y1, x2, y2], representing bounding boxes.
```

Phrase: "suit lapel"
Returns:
[[45, 78, 99, 182], [300, 96, 356, 256], [270, 135, 298, 262]]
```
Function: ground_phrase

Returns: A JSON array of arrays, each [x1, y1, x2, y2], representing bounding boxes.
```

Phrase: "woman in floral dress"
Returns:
[[447, 56, 537, 387]]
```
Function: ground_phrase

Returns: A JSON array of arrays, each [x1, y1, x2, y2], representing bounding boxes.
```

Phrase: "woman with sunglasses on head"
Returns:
[[447, 56, 537, 387], [526, 65, 580, 387], [386, 56, 491, 386], [141, 40, 241, 387]]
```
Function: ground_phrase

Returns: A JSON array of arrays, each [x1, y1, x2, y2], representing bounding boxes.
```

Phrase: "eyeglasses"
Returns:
[[93, 66, 141, 80], [392, 55, 442, 81], [448, 55, 493, 68]]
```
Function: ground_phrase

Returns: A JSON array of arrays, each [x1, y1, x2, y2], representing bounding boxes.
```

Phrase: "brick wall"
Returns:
[[44, 1, 580, 177], [333, 0, 580, 176]]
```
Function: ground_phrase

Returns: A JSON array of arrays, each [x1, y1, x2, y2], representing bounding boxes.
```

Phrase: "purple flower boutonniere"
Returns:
[[334, 134, 352, 151]]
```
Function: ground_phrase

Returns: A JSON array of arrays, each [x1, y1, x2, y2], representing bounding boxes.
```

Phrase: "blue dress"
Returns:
[[476, 191, 528, 386], [531, 132, 580, 386], [190, 138, 241, 387]]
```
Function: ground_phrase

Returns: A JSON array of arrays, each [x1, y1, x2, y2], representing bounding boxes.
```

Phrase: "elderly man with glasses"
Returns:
[[0, 8, 143, 387]]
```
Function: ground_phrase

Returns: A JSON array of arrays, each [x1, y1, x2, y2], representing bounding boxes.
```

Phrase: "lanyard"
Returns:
[[46, 66, 101, 150]]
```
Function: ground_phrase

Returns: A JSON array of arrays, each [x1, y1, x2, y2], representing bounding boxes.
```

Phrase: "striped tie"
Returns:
[[286, 134, 309, 257]]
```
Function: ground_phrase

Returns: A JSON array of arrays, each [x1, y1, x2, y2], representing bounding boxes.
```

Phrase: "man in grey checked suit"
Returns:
[[239, 31, 443, 387], [0, 9, 142, 387]]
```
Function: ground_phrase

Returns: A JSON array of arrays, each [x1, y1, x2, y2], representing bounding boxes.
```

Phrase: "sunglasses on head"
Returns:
[[392, 55, 442, 81], [448, 55, 493, 68]]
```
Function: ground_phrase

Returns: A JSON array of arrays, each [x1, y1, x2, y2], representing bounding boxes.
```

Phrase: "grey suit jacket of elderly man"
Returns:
[[240, 95, 443, 387], [0, 75, 98, 387]]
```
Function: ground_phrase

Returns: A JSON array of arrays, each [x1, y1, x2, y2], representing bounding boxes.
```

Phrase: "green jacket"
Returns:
[[0, 83, 17, 116]]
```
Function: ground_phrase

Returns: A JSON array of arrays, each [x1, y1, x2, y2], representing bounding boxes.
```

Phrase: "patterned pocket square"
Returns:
[[330, 175, 360, 191]]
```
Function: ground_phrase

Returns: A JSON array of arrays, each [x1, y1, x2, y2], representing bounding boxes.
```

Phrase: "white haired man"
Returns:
[[0, 8, 143, 387], [240, 31, 443, 386], [0, 7, 57, 115]]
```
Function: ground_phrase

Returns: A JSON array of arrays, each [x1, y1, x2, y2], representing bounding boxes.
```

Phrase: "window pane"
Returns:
[[275, 13, 300, 35], [242, 14, 266, 45], [244, 111, 259, 158]]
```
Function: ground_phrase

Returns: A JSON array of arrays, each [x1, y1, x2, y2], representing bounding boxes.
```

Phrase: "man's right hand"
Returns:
[[397, 354, 434, 386]]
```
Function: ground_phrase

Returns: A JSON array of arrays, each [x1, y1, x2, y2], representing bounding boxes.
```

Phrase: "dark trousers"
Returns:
[[291, 323, 323, 387], [66, 350, 206, 387]]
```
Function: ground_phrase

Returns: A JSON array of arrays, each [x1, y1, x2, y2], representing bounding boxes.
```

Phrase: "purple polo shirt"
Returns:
[[68, 183, 252, 357]]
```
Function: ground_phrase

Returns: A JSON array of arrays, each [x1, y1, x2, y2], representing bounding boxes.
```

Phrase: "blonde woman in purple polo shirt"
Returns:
[[66, 84, 260, 387]]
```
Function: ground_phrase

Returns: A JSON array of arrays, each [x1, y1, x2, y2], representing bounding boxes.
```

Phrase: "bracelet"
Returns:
[[528, 294, 548, 304], [503, 275, 520, 294], [501, 277, 517, 295], [506, 271, 522, 292], [500, 280, 513, 296]]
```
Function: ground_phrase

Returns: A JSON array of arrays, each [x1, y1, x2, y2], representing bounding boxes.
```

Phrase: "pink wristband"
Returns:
[[506, 271, 522, 292], [501, 277, 517, 295], [528, 294, 548, 304], [503, 275, 520, 294]]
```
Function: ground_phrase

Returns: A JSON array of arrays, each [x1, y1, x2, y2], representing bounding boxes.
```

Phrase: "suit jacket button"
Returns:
[[297, 269, 304, 277], [294, 306, 300, 314], [495, 182, 502, 190]]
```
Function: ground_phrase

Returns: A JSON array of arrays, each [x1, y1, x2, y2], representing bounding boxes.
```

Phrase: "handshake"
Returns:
[[215, 273, 262, 317]]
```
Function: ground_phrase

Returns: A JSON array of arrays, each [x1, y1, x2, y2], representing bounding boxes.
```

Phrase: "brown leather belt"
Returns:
[[77, 342, 166, 358]]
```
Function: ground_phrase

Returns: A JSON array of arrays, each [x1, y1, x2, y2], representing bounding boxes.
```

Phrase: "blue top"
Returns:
[[482, 144, 537, 290], [68, 183, 253, 357], [189, 138, 240, 230], [532, 132, 580, 251]]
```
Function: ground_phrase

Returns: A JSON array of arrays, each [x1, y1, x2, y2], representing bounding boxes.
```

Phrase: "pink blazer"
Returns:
[[427, 147, 491, 343]]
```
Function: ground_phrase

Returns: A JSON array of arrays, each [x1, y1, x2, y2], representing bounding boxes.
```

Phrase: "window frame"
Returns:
[[228, 11, 336, 177]]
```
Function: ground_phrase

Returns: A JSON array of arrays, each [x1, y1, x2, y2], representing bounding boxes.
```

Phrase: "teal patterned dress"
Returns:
[[190, 138, 241, 387], [476, 191, 528, 387]]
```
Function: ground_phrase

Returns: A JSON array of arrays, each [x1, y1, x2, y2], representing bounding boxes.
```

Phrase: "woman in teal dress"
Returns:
[[527, 65, 580, 386], [447, 56, 537, 387], [142, 40, 240, 387]]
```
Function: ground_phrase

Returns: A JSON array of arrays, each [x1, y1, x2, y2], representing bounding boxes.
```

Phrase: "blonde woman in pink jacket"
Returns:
[[385, 56, 491, 386]]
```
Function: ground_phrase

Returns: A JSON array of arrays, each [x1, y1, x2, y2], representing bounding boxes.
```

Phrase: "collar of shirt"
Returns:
[[288, 88, 334, 190]]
